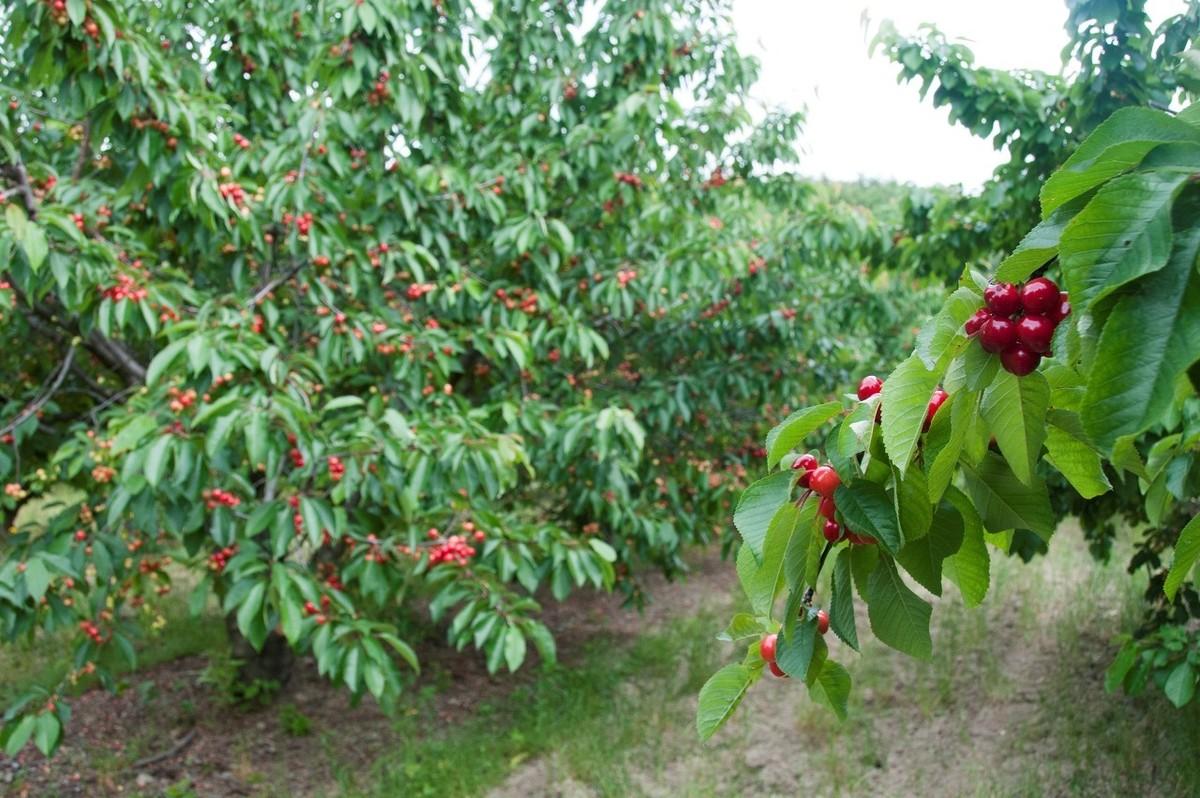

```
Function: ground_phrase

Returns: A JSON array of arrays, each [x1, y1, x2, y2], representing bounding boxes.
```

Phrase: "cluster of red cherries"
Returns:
[[78, 620, 105, 645], [792, 451, 886, 546], [327, 455, 345, 482], [792, 455, 862, 545], [428, 534, 478, 566], [965, 276, 1071, 376], [207, 544, 238, 572], [758, 618, 828, 679], [102, 273, 149, 303], [203, 488, 240, 510], [303, 595, 333, 625], [288, 495, 305, 537]]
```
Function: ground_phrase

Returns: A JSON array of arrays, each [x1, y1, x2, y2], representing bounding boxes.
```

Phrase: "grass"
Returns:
[[331, 608, 728, 798], [2, 484, 227, 705], [0, 589, 227, 705]]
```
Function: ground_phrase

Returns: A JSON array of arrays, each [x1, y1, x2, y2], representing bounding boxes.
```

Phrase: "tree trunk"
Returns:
[[224, 615, 295, 689]]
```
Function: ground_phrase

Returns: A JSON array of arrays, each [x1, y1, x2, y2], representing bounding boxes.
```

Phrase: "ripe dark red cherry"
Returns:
[[964, 308, 990, 336], [792, 453, 818, 471], [819, 494, 836, 520], [1049, 292, 1071, 324], [759, 633, 778, 663], [984, 282, 1021, 317], [857, 375, 883, 400], [816, 609, 829, 635], [823, 520, 841, 542], [768, 660, 788, 678], [808, 465, 840, 498], [979, 317, 1017, 353], [924, 389, 948, 430], [1020, 276, 1059, 315], [1016, 314, 1055, 354], [1001, 345, 1041, 376]]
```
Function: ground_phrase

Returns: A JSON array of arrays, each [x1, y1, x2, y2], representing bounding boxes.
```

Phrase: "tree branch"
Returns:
[[2, 161, 39, 220], [0, 346, 76, 437], [12, 285, 147, 384], [84, 330, 147, 383]]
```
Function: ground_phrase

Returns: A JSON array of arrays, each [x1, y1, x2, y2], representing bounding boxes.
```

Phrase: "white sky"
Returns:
[[732, 0, 1185, 189]]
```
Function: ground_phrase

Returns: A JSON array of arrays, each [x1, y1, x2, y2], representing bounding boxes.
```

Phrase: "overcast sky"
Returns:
[[731, 0, 1185, 189]]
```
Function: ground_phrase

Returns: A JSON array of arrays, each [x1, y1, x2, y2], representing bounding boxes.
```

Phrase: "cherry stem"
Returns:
[[802, 540, 835, 608]]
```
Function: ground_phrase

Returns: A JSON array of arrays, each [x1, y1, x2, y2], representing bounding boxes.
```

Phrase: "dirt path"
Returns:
[[487, 525, 1195, 798]]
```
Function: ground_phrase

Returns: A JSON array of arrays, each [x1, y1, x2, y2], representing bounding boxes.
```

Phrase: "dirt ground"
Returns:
[[0, 553, 731, 798]]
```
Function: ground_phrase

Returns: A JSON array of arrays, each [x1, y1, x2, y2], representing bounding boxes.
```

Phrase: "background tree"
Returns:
[[0, 0, 932, 755], [875, 0, 1200, 282]]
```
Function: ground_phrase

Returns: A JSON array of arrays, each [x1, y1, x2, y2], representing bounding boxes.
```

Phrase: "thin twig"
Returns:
[[0, 346, 76, 437], [70, 117, 92, 181], [87, 384, 140, 417], [247, 259, 306, 309], [297, 112, 321, 181], [130, 728, 196, 770]]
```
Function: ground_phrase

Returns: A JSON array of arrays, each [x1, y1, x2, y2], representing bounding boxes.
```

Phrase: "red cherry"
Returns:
[[1049, 292, 1071, 324], [964, 308, 990, 336], [793, 453, 818, 488], [1001, 345, 1041, 376], [924, 389, 948, 430], [857, 375, 883, 401], [1020, 277, 1059, 315], [979, 317, 1016, 353], [768, 660, 788, 678], [808, 465, 840, 498], [983, 282, 1021, 317], [816, 610, 829, 635], [822, 519, 841, 542], [1015, 314, 1055, 354], [792, 453, 818, 471], [819, 495, 836, 521], [759, 633, 778, 663]]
